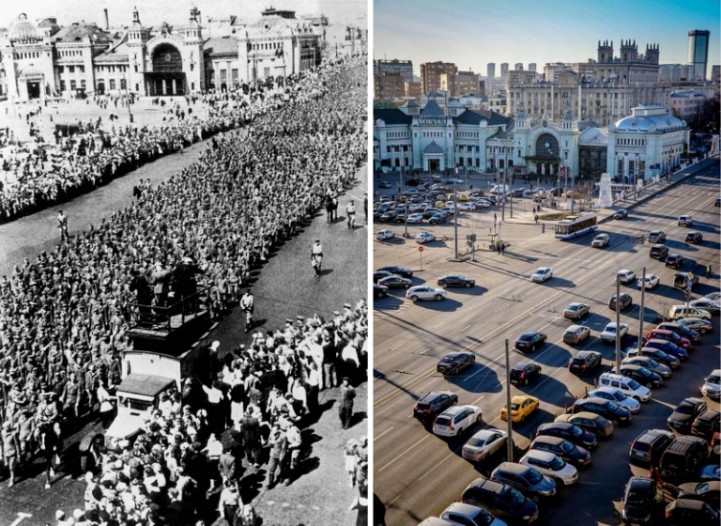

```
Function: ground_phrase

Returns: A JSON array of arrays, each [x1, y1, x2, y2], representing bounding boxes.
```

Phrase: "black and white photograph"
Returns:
[[0, 1, 368, 525]]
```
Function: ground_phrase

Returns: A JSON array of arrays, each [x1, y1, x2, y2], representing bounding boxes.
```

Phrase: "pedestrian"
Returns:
[[2, 420, 19, 487], [707, 264, 712, 278], [338, 377, 355, 429], [240, 289, 254, 332], [363, 194, 368, 221], [501, 243, 505, 255], [534, 214, 539, 225], [311, 240, 323, 278], [344, 438, 358, 487], [57, 210, 69, 241], [217, 479, 242, 526], [265, 425, 289, 489], [346, 199, 357, 229]]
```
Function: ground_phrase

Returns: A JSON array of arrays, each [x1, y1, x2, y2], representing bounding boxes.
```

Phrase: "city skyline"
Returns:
[[375, 0, 720, 77], [0, 0, 367, 31]]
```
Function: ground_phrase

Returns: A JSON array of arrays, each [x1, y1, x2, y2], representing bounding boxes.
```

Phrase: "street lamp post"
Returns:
[[505, 339, 513, 462], [615, 275, 622, 372]]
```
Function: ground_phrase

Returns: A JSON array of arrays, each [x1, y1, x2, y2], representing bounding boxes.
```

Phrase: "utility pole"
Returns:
[[505, 339, 513, 462], [453, 178, 459, 259], [615, 275, 622, 372], [638, 267, 646, 355]]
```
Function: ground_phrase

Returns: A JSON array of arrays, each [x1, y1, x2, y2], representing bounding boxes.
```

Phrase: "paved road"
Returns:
[[373, 161, 720, 526], [0, 127, 369, 525]]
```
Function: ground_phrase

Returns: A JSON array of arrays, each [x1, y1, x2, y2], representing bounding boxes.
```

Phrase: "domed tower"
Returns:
[[3, 13, 56, 100], [179, 6, 204, 92], [127, 6, 151, 95]]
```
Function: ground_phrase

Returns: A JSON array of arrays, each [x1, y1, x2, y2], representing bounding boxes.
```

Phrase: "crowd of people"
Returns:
[[0, 67, 333, 222], [0, 54, 367, 524]]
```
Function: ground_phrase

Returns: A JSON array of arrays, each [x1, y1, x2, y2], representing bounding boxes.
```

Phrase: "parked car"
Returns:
[[563, 302, 590, 320], [617, 269, 637, 284], [678, 214, 694, 226], [416, 231, 436, 244], [677, 481, 721, 511], [568, 351, 602, 375], [555, 412, 615, 439], [691, 410, 720, 440], [413, 391, 458, 423], [439, 502, 508, 526], [569, 397, 632, 425], [563, 325, 591, 345], [528, 435, 591, 467], [461, 429, 509, 462], [437, 274, 476, 288], [601, 322, 629, 344], [437, 352, 475, 376], [667, 397, 708, 434], [518, 450, 579, 486], [666, 253, 684, 269], [689, 299, 720, 316], [677, 317, 713, 334], [509, 362, 542, 386], [655, 321, 701, 343], [406, 286, 447, 302], [592, 233, 610, 248], [644, 339, 688, 361], [648, 230, 666, 243], [535, 422, 598, 450], [622, 476, 657, 525], [588, 386, 641, 414], [377, 265, 413, 278], [614, 209, 629, 219], [515, 331, 547, 353], [500, 395, 539, 423], [428, 213, 447, 224], [625, 347, 680, 370], [617, 364, 663, 388], [609, 292, 633, 311], [665, 498, 719, 525], [685, 231, 703, 244], [701, 369, 721, 401], [373, 283, 389, 299], [530, 267, 553, 282], [406, 213, 425, 224], [660, 435, 709, 483], [668, 305, 712, 321], [637, 274, 660, 289], [645, 328, 691, 350], [461, 478, 539, 525], [628, 428, 675, 465], [649, 244, 669, 260], [377, 275, 412, 289], [433, 405, 483, 437], [490, 462, 557, 499], [376, 229, 395, 241], [597, 372, 652, 402], [622, 356, 671, 379]]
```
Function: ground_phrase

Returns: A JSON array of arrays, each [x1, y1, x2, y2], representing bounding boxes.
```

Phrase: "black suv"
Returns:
[[622, 476, 657, 525], [490, 462, 557, 499], [649, 244, 669, 260], [685, 231, 703, 244], [691, 409, 720, 440], [608, 293, 632, 311], [461, 477, 540, 525], [666, 253, 684, 269], [413, 391, 458, 423], [629, 428, 675, 465], [570, 397, 632, 425], [568, 351, 602, 375], [436, 352, 475, 376], [536, 422, 598, 450], [510, 362, 542, 386], [668, 397, 708, 434], [665, 498, 720, 525], [618, 364, 663, 388]]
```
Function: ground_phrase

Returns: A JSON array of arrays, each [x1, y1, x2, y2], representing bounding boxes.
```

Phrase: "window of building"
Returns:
[[70, 80, 76, 90], [58, 66, 64, 73], [78, 65, 85, 73], [109, 79, 116, 90], [68, 66, 75, 73], [120, 79, 127, 90], [220, 70, 227, 82], [60, 80, 66, 91], [81, 80, 86, 89]]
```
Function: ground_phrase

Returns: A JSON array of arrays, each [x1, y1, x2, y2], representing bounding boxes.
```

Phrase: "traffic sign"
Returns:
[[418, 246, 424, 252]]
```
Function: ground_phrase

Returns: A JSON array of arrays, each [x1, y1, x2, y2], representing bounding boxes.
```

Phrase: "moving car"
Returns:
[[416, 231, 436, 244], [376, 229, 395, 241], [667, 397, 708, 434], [601, 322, 629, 344], [685, 231, 703, 244], [432, 405, 482, 437], [617, 269, 637, 284], [377, 275, 412, 289], [622, 476, 657, 525], [509, 362, 542, 386], [614, 209, 629, 219], [528, 435, 591, 467], [406, 286, 447, 302], [628, 428, 675, 465], [490, 462, 557, 499], [555, 412, 615, 439], [608, 292, 632, 311], [568, 351, 602, 375], [462, 429, 509, 462], [563, 325, 591, 345], [515, 331, 547, 353], [563, 302, 590, 320], [413, 391, 458, 423], [569, 397, 632, 425], [437, 352, 475, 376], [637, 274, 660, 289], [648, 230, 666, 243], [678, 214, 694, 226], [518, 450, 579, 486], [535, 422, 598, 450], [500, 395, 539, 423], [461, 478, 539, 525], [377, 265, 413, 278], [588, 386, 641, 414], [592, 233, 610, 248], [530, 267, 553, 282], [701, 369, 720, 401], [437, 274, 476, 288]]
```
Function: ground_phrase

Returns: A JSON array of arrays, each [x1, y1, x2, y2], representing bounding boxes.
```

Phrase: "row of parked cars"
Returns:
[[373, 264, 477, 303]]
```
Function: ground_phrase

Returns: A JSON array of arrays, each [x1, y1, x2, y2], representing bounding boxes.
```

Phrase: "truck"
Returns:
[[79, 289, 215, 466]]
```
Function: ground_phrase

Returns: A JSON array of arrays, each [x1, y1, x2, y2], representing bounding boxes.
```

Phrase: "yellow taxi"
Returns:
[[500, 395, 540, 423]]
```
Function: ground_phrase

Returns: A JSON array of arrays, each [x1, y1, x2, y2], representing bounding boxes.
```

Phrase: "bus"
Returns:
[[554, 212, 598, 240]]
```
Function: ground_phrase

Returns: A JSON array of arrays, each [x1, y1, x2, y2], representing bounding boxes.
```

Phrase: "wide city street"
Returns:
[[373, 159, 720, 526]]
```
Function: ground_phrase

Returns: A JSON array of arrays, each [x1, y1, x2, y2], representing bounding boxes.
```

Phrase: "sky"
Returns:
[[0, 0, 367, 31], [375, 0, 720, 77]]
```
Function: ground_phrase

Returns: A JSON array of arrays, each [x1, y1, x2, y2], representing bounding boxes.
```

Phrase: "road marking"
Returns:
[[374, 427, 394, 441], [10, 513, 32, 526], [379, 434, 431, 472]]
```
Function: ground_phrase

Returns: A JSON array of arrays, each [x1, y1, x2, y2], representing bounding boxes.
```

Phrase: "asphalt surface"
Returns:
[[372, 159, 720, 526], [0, 125, 369, 526]]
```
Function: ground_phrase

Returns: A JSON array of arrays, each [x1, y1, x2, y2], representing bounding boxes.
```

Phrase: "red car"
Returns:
[[645, 328, 691, 350]]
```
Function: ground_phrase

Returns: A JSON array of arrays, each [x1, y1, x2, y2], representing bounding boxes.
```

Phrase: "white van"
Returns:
[[490, 184, 510, 195], [597, 372, 651, 402], [667, 304, 712, 321]]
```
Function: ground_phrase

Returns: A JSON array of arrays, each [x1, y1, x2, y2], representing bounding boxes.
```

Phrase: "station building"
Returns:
[[0, 7, 325, 100]]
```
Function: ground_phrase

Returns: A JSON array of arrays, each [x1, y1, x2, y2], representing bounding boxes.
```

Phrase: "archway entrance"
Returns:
[[147, 43, 185, 96], [26, 81, 41, 99]]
